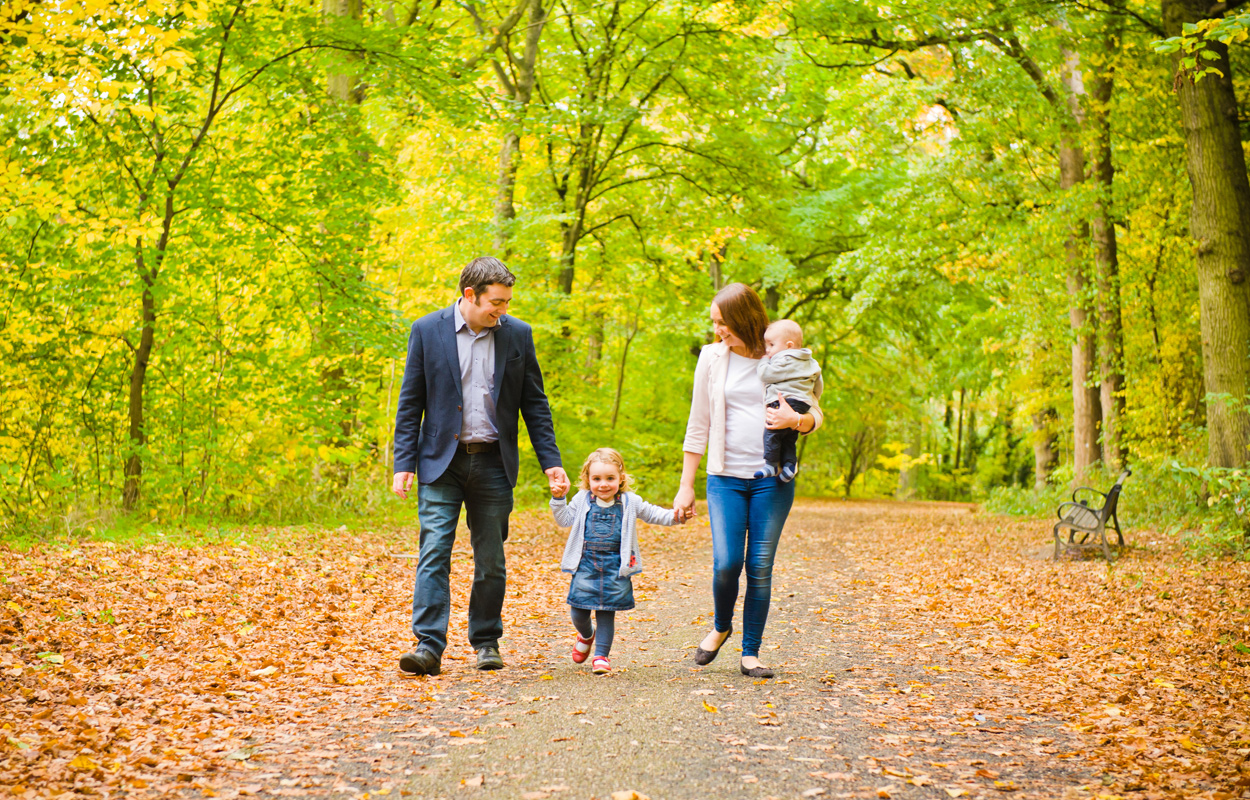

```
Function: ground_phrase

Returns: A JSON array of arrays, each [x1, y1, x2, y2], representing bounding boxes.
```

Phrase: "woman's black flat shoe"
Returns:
[[694, 625, 732, 666], [740, 662, 774, 678]]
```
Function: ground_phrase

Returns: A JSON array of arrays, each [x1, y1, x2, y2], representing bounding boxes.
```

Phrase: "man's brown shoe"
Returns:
[[475, 646, 504, 671], [399, 649, 441, 676]]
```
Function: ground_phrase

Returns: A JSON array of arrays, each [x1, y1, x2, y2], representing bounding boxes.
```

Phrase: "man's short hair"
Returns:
[[767, 319, 804, 349], [459, 256, 516, 300]]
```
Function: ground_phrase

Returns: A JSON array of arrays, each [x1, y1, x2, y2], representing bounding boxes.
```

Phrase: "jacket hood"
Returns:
[[777, 347, 813, 360]]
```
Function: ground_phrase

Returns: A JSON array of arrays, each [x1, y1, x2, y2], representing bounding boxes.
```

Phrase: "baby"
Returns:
[[754, 319, 823, 482]]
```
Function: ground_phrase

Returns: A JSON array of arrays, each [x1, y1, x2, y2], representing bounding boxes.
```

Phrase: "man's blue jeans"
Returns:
[[411, 447, 513, 657], [705, 474, 795, 658]]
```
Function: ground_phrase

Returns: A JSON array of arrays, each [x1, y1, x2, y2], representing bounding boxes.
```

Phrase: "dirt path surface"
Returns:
[[371, 501, 1092, 800], [4, 499, 1248, 800]]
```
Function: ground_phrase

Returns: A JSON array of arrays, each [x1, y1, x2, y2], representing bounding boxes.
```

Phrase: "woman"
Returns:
[[673, 283, 821, 678]]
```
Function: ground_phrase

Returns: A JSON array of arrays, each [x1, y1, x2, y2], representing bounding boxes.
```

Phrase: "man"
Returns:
[[392, 256, 569, 675]]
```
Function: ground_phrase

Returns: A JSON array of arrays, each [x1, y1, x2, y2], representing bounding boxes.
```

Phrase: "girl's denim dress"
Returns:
[[566, 500, 635, 611]]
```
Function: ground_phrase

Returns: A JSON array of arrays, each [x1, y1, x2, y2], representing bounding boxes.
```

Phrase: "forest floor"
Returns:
[[2, 499, 1249, 800]]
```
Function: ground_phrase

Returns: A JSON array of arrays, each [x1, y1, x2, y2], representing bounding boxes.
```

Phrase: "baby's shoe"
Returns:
[[572, 630, 595, 663], [754, 462, 779, 479], [591, 656, 611, 674], [779, 462, 799, 483]]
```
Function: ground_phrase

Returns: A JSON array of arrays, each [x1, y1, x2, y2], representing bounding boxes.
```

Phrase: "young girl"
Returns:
[[551, 448, 684, 674]]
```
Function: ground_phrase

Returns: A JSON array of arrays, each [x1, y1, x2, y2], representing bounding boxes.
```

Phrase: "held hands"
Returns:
[[673, 485, 697, 523], [545, 466, 571, 499], [670, 506, 695, 524], [765, 394, 801, 431], [392, 471, 415, 500]]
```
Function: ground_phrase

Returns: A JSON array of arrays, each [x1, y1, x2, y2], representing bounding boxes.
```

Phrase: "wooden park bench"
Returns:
[[1053, 469, 1131, 561]]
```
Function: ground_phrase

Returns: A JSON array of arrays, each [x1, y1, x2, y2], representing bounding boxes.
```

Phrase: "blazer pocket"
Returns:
[[503, 354, 524, 385]]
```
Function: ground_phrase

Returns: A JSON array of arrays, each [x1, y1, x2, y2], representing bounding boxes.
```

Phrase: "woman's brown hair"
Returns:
[[577, 448, 633, 495], [712, 283, 769, 358]]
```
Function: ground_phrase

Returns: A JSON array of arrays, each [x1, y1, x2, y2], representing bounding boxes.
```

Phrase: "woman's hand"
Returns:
[[765, 394, 802, 430], [673, 485, 696, 521]]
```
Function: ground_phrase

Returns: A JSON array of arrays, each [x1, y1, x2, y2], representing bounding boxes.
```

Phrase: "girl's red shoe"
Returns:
[[572, 631, 594, 663], [591, 656, 610, 674]]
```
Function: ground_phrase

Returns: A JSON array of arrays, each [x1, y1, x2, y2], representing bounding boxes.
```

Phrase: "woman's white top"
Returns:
[[720, 353, 768, 478], [683, 342, 823, 477]]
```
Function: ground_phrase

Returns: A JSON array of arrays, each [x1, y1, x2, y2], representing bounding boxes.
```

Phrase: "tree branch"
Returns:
[[457, 0, 533, 75]]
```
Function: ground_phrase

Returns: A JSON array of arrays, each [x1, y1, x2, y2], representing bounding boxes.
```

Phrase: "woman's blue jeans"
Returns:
[[705, 474, 795, 658]]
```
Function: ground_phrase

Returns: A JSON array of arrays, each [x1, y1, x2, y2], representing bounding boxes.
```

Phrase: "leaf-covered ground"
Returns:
[[1, 500, 1247, 799]]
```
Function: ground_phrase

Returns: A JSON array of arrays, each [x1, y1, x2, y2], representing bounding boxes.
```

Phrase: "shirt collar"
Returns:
[[453, 299, 502, 336]]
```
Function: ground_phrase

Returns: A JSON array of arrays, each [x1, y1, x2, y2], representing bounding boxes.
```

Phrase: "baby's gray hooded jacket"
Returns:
[[757, 348, 823, 407]]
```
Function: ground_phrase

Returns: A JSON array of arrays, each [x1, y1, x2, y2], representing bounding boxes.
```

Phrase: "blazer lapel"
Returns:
[[491, 316, 510, 402], [439, 304, 463, 401]]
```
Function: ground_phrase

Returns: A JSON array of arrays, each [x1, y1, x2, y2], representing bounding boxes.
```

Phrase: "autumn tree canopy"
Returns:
[[1, 0, 1247, 543]]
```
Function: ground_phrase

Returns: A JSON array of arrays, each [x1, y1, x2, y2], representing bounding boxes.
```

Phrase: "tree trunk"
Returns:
[[495, 131, 522, 252], [1059, 43, 1102, 480], [122, 275, 156, 511], [709, 243, 727, 291], [999, 397, 1019, 486], [558, 187, 588, 294], [942, 395, 954, 468], [953, 386, 966, 470], [1031, 407, 1059, 492], [964, 394, 979, 472], [1091, 20, 1126, 470], [323, 0, 364, 103], [844, 428, 873, 498], [609, 320, 639, 429], [320, 0, 366, 485], [492, 0, 548, 253], [1163, 0, 1250, 468]]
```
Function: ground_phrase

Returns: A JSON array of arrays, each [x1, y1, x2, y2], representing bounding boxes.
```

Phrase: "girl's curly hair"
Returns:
[[577, 447, 633, 495]]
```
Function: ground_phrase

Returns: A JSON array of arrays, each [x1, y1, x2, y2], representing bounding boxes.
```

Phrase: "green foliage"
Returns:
[[1155, 10, 1250, 80], [0, 0, 1240, 555]]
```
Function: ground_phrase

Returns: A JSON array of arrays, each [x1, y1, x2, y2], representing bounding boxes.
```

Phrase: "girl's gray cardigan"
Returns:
[[552, 491, 679, 577]]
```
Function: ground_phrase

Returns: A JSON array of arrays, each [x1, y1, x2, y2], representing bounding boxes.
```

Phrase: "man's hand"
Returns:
[[765, 393, 802, 430], [392, 472, 415, 500], [545, 466, 570, 498]]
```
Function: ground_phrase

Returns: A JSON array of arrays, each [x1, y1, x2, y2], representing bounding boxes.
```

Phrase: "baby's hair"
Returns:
[[577, 447, 633, 495], [767, 318, 804, 349]]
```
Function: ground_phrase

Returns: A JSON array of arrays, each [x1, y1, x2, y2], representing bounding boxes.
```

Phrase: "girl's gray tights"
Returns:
[[570, 608, 615, 657]]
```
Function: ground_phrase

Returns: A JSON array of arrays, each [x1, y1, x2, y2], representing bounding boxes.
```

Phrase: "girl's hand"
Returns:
[[545, 466, 570, 496], [765, 394, 801, 430], [673, 486, 696, 520]]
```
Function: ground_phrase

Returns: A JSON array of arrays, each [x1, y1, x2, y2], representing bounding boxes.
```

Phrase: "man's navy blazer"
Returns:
[[392, 303, 562, 488]]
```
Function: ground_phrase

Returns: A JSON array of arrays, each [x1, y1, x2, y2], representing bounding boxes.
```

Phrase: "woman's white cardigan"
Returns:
[[552, 491, 678, 577], [682, 342, 824, 474]]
